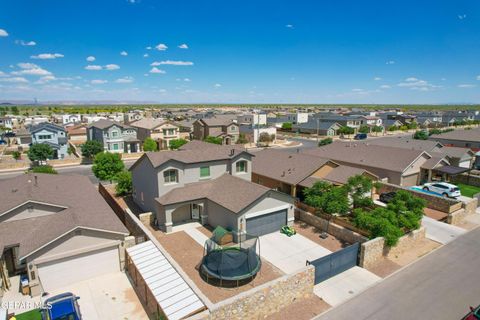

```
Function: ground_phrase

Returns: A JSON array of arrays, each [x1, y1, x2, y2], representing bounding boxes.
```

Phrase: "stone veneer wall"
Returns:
[[359, 227, 426, 269], [295, 209, 368, 244], [452, 173, 480, 188], [447, 197, 478, 225], [377, 183, 462, 213], [197, 266, 315, 320]]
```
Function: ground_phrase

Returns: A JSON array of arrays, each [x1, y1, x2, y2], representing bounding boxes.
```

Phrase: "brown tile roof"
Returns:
[[66, 125, 86, 135], [130, 118, 170, 130], [323, 166, 376, 185], [421, 156, 449, 170], [200, 115, 238, 127], [88, 119, 132, 130], [252, 149, 331, 185], [139, 140, 252, 168], [368, 136, 443, 152], [429, 128, 480, 142], [302, 142, 428, 173], [0, 174, 128, 259], [156, 173, 272, 213]]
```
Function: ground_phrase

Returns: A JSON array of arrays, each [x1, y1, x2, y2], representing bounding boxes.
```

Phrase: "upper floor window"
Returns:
[[164, 169, 178, 184], [38, 134, 52, 140], [230, 126, 236, 131], [112, 131, 118, 137], [236, 160, 248, 173], [200, 166, 210, 178]]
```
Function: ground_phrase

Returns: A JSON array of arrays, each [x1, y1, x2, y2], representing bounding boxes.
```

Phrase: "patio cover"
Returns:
[[433, 165, 470, 175]]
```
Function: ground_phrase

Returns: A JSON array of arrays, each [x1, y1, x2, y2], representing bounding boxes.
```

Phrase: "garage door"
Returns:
[[402, 174, 419, 187], [38, 246, 119, 291], [246, 209, 287, 236]]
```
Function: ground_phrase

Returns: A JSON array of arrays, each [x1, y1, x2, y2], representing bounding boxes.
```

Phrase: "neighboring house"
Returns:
[[192, 116, 240, 145], [368, 136, 444, 152], [237, 113, 267, 126], [87, 119, 140, 153], [130, 118, 180, 150], [239, 125, 277, 144], [383, 119, 404, 128], [314, 114, 363, 130], [0, 174, 128, 296], [61, 114, 82, 126], [252, 148, 378, 198], [83, 115, 107, 124], [30, 123, 69, 159], [429, 128, 480, 151], [292, 120, 341, 136], [302, 141, 449, 186], [130, 140, 294, 237], [432, 147, 476, 169], [359, 116, 383, 128], [66, 124, 87, 146], [12, 128, 32, 147], [124, 111, 143, 124], [0, 117, 13, 130], [24, 117, 49, 127], [284, 111, 309, 124], [174, 120, 195, 140]]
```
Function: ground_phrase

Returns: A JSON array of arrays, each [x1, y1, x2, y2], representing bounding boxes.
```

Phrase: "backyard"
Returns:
[[457, 183, 480, 198]]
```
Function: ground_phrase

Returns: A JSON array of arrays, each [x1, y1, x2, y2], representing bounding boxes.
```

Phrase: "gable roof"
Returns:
[[198, 115, 238, 127], [368, 136, 443, 152], [429, 128, 480, 142], [156, 173, 272, 213], [29, 122, 66, 134], [0, 174, 128, 259], [130, 118, 173, 130], [88, 119, 132, 130]]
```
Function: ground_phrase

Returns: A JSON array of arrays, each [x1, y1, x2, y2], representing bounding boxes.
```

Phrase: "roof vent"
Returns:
[[230, 149, 235, 156], [34, 175, 38, 187], [281, 171, 285, 177], [288, 155, 293, 158], [11, 188, 18, 193]]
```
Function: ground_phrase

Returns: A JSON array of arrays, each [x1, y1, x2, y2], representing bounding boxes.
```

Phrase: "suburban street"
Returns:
[[316, 227, 480, 320]]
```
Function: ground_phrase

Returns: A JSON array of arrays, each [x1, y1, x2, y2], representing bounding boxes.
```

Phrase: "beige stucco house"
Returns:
[[130, 118, 181, 150]]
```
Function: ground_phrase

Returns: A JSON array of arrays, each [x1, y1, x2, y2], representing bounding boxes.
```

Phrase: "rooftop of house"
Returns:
[[156, 173, 272, 213], [133, 140, 252, 169], [130, 118, 173, 130], [87, 119, 133, 130], [66, 124, 87, 135], [29, 122, 66, 134], [0, 174, 128, 259], [429, 128, 480, 142], [367, 136, 443, 152], [197, 115, 238, 126], [302, 141, 430, 173]]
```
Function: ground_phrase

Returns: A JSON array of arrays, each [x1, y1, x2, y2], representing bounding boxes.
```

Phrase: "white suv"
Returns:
[[422, 182, 461, 198]]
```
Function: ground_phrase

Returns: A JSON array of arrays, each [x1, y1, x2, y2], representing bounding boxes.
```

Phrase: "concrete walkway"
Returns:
[[314, 266, 381, 307], [259, 232, 331, 274], [422, 216, 466, 244], [183, 225, 210, 247]]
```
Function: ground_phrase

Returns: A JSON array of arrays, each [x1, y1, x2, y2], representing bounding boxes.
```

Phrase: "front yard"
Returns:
[[457, 183, 480, 198]]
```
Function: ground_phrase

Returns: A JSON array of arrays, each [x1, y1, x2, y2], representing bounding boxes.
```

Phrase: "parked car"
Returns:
[[354, 133, 367, 140], [461, 305, 480, 320], [422, 182, 461, 198], [379, 191, 396, 203], [0, 140, 6, 145], [42, 292, 82, 320]]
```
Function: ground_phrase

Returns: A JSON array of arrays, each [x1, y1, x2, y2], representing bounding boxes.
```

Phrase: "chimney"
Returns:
[[230, 149, 235, 156], [34, 175, 38, 187]]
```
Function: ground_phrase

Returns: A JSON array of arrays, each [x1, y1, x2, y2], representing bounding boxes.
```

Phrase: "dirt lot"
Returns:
[[265, 295, 331, 320], [105, 184, 144, 215], [294, 221, 350, 252], [148, 226, 284, 303]]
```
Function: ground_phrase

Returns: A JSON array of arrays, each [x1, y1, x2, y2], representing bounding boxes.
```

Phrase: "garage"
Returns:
[[402, 173, 419, 187], [246, 209, 287, 236], [37, 246, 120, 291]]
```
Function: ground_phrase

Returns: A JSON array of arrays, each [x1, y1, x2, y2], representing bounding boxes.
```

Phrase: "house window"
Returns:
[[230, 126, 236, 131], [38, 134, 52, 140], [112, 143, 119, 150], [236, 160, 247, 173], [164, 169, 178, 183], [200, 166, 210, 178], [112, 131, 118, 137]]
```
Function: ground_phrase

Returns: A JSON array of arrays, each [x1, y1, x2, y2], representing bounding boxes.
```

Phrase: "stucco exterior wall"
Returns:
[[132, 157, 159, 214]]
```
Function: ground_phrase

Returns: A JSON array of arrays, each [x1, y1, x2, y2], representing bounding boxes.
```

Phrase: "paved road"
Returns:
[[316, 227, 480, 320], [0, 160, 136, 184]]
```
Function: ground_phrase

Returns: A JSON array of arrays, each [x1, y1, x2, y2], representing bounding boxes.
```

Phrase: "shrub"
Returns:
[[303, 181, 349, 216], [92, 152, 125, 182], [81, 140, 104, 159], [281, 122, 293, 130], [28, 143, 54, 163], [318, 137, 333, 146], [12, 151, 21, 161], [143, 137, 158, 152], [204, 136, 223, 145], [115, 171, 132, 196], [413, 130, 429, 140], [31, 165, 57, 174], [169, 138, 188, 150], [358, 125, 370, 134], [237, 133, 248, 144]]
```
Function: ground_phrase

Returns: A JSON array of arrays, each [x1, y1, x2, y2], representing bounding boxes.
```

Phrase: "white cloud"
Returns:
[[352, 88, 364, 92], [178, 43, 188, 49], [91, 79, 107, 84], [115, 76, 134, 83], [458, 14, 467, 20], [214, 83, 221, 88], [476, 75, 480, 81], [155, 43, 168, 51], [285, 24, 294, 28], [146, 46, 152, 50], [86, 56, 96, 62], [373, 77, 382, 81], [17, 62, 38, 69], [104, 64, 120, 70], [0, 77, 28, 83], [31, 53, 64, 59], [15, 40, 36, 46], [0, 71, 5, 77], [13, 63, 52, 76], [120, 51, 128, 56], [159, 89, 167, 93], [143, 53, 149, 58], [405, 77, 418, 82], [386, 60, 395, 65], [35, 75, 57, 84], [0, 29, 8, 37], [457, 84, 476, 88], [380, 85, 391, 89], [150, 60, 193, 66], [85, 65, 103, 70], [397, 78, 441, 91], [149, 67, 166, 74], [183, 78, 191, 82]]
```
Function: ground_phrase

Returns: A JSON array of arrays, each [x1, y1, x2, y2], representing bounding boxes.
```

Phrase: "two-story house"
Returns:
[[87, 119, 140, 153], [0, 117, 13, 130], [30, 123, 69, 159], [130, 140, 294, 238], [192, 116, 240, 145], [130, 118, 180, 150]]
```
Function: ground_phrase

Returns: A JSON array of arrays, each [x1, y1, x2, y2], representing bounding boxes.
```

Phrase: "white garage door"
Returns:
[[459, 160, 471, 168], [38, 246, 119, 291]]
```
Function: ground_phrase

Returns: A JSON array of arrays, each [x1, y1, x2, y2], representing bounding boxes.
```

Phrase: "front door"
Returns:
[[191, 204, 200, 220], [4, 248, 16, 276]]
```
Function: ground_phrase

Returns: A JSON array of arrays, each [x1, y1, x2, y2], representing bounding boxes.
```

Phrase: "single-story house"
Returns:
[[429, 128, 480, 151]]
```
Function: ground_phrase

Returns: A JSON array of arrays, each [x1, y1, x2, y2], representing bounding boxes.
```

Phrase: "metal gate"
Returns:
[[307, 242, 360, 285]]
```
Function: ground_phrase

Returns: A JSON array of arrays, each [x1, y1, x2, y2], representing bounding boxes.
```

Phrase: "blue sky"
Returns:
[[0, 0, 479, 104]]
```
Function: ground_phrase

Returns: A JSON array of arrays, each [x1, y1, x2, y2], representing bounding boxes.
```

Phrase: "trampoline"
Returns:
[[201, 234, 261, 286]]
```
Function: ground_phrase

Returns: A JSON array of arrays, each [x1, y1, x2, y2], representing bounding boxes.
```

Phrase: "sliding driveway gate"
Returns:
[[307, 242, 360, 285]]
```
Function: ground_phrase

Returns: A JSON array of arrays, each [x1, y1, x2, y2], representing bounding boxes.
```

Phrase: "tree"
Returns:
[[81, 140, 104, 159], [407, 122, 418, 130], [143, 137, 158, 152], [12, 151, 21, 161], [413, 130, 429, 140], [387, 125, 398, 132], [237, 133, 248, 144], [338, 126, 355, 136], [169, 138, 188, 150], [281, 122, 293, 130], [303, 181, 350, 216], [204, 136, 223, 145], [92, 152, 125, 182], [67, 145, 76, 156], [345, 174, 373, 208], [358, 125, 370, 134], [31, 165, 57, 174], [371, 126, 383, 136], [28, 143, 54, 164], [258, 132, 272, 145], [115, 171, 132, 196], [318, 137, 333, 146]]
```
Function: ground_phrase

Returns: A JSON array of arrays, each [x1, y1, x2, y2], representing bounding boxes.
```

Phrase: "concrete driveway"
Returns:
[[314, 266, 381, 307], [422, 216, 466, 244], [259, 232, 331, 274], [47, 272, 148, 320]]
